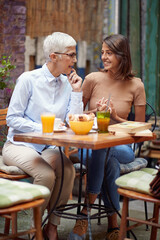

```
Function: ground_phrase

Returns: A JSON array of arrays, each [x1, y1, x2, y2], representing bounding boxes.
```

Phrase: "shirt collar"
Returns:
[[42, 63, 63, 83]]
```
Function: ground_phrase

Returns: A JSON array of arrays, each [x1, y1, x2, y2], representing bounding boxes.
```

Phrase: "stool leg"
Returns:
[[119, 196, 128, 240], [144, 201, 149, 230], [150, 203, 159, 240], [33, 206, 43, 240], [11, 212, 17, 235], [97, 194, 101, 225], [4, 218, 10, 234]]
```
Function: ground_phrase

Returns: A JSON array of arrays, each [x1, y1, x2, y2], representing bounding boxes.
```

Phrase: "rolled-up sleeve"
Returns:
[[65, 91, 83, 123]]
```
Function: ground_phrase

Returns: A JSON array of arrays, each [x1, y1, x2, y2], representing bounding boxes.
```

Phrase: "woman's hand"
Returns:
[[96, 97, 108, 111], [109, 101, 117, 120], [96, 97, 113, 112], [96, 98, 119, 121], [67, 69, 82, 92]]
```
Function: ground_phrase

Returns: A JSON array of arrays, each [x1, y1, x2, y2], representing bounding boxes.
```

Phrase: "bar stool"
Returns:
[[118, 188, 160, 240], [0, 198, 44, 240], [0, 178, 50, 239]]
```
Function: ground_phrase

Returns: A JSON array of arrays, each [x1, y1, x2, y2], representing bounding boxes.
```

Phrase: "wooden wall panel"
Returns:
[[144, 0, 160, 115], [120, 0, 160, 114], [129, 0, 141, 78], [26, 0, 104, 43], [120, 0, 128, 37], [120, 0, 141, 77]]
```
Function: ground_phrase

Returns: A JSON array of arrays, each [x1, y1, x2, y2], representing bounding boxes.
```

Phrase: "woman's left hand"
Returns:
[[109, 101, 118, 121], [67, 69, 82, 92]]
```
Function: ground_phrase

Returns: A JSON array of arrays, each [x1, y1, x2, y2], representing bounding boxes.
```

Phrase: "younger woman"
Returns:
[[69, 34, 146, 240]]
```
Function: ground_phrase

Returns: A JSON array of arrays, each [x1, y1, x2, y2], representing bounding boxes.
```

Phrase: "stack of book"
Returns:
[[108, 121, 152, 136]]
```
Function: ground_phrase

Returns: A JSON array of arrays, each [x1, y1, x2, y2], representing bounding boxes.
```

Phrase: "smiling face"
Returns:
[[101, 42, 120, 74]]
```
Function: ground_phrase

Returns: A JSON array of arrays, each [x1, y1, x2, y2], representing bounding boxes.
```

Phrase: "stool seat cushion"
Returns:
[[0, 156, 26, 175], [120, 157, 148, 174], [73, 163, 86, 172], [73, 158, 148, 175], [116, 168, 158, 195], [0, 178, 50, 208]]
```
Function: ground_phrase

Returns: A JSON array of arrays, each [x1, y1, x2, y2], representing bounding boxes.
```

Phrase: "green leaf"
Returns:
[[0, 55, 16, 89]]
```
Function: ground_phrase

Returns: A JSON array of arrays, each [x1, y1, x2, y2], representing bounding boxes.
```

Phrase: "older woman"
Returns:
[[69, 34, 146, 240], [2, 32, 83, 240]]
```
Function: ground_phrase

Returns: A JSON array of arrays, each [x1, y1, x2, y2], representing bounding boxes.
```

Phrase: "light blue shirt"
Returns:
[[6, 63, 83, 152]]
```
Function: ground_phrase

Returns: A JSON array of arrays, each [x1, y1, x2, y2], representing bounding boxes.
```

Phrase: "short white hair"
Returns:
[[43, 32, 76, 62]]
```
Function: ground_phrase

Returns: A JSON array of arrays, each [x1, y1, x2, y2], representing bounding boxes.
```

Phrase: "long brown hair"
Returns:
[[102, 34, 135, 80]]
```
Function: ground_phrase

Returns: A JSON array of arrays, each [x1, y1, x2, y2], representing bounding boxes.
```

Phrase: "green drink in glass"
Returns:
[[97, 111, 110, 133]]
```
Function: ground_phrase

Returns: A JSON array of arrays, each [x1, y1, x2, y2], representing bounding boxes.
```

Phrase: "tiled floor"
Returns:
[[0, 197, 159, 240], [57, 198, 160, 240]]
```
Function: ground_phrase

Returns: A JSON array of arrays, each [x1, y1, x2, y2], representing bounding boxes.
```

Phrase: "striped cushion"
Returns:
[[73, 158, 148, 175], [73, 163, 86, 172], [0, 178, 50, 208], [120, 158, 148, 174]]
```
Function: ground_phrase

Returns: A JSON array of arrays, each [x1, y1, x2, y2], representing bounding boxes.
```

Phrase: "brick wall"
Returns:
[[0, 0, 26, 88], [0, 0, 26, 147]]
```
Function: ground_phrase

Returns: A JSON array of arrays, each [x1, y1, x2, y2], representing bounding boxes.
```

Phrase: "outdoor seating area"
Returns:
[[0, 1, 160, 240]]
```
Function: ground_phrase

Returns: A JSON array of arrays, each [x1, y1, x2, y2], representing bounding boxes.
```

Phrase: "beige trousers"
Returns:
[[2, 142, 75, 225]]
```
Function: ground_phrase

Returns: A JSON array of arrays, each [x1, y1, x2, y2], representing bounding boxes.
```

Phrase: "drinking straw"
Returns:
[[106, 94, 111, 111]]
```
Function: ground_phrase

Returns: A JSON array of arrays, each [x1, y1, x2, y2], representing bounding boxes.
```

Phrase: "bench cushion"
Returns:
[[116, 168, 158, 195], [0, 178, 50, 208]]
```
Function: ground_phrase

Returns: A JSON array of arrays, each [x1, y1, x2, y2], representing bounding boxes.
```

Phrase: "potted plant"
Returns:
[[0, 55, 16, 106]]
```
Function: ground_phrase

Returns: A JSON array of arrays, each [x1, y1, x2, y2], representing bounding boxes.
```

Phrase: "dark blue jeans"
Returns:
[[79, 144, 134, 211]]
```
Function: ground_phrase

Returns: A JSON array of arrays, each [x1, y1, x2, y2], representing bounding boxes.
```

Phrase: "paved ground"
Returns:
[[0, 197, 160, 240]]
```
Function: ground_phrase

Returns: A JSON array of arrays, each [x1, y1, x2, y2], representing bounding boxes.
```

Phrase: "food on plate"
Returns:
[[68, 113, 95, 122]]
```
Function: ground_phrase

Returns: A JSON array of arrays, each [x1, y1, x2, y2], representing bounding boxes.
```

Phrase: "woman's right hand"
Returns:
[[96, 97, 108, 111], [96, 98, 126, 123], [96, 98, 121, 122]]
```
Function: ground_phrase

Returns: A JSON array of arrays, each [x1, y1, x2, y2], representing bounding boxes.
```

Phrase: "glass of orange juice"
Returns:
[[96, 111, 110, 133], [41, 113, 55, 134]]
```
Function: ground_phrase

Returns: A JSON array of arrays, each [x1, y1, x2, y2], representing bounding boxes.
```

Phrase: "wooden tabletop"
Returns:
[[13, 129, 156, 150]]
